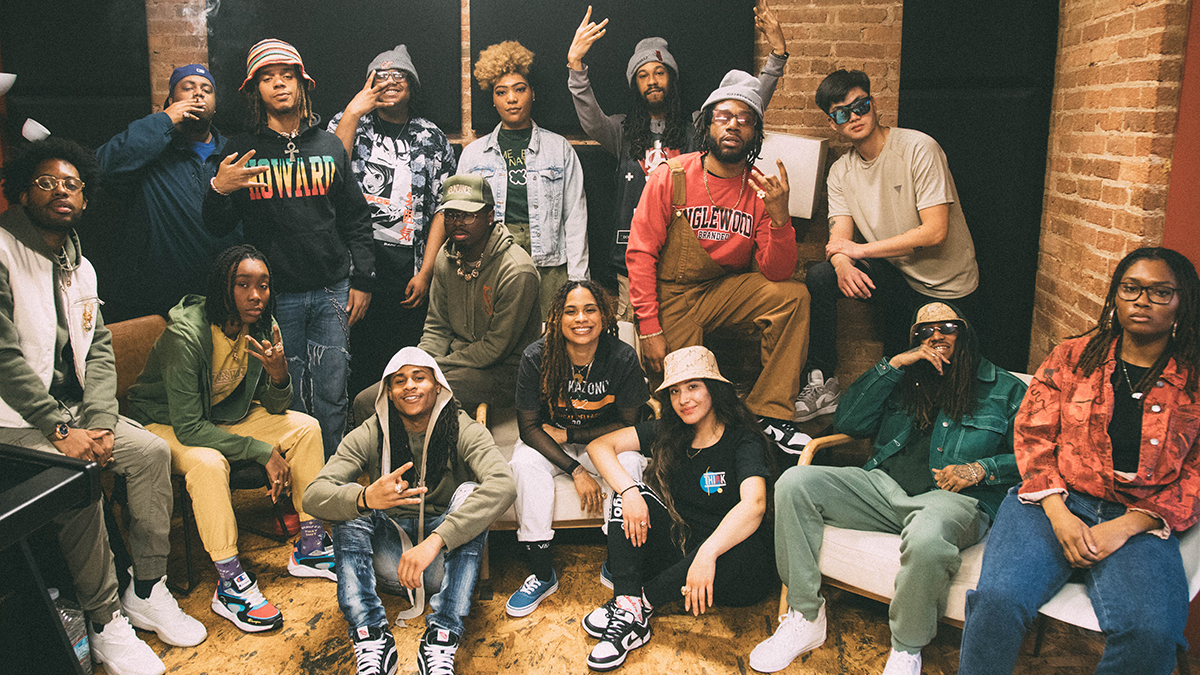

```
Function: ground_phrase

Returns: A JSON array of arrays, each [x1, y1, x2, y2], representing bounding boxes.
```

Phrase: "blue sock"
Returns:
[[214, 556, 244, 582], [298, 519, 325, 555]]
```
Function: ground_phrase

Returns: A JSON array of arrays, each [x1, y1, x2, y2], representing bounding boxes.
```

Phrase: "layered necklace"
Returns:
[[451, 250, 482, 281], [701, 153, 747, 214], [571, 359, 594, 385]]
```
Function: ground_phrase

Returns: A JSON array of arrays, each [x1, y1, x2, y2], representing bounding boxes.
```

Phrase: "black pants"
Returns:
[[804, 258, 984, 374], [606, 486, 776, 609], [348, 242, 427, 399]]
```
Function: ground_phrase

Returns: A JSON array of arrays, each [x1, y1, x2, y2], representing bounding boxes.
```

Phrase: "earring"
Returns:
[[1106, 307, 1116, 331], [1172, 321, 1177, 340]]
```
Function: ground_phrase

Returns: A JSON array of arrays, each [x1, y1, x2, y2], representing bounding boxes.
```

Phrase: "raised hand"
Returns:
[[750, 159, 791, 225], [363, 461, 427, 510], [568, 6, 609, 70], [164, 97, 208, 126], [889, 342, 952, 374], [755, 0, 787, 56], [247, 323, 289, 385], [212, 150, 269, 194], [344, 71, 390, 120]]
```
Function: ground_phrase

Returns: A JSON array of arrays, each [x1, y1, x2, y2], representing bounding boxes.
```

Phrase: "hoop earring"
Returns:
[[1172, 321, 1177, 340]]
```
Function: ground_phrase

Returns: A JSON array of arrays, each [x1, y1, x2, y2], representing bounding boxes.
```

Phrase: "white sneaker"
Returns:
[[748, 604, 827, 673], [794, 370, 840, 422], [88, 610, 166, 675], [881, 649, 921, 675], [121, 574, 207, 647]]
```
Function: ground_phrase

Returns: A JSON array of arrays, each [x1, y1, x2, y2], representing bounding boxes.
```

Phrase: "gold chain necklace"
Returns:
[[701, 153, 747, 214]]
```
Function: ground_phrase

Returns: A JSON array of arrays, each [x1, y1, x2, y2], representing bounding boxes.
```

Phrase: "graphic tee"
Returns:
[[360, 118, 416, 246], [498, 127, 532, 224], [516, 334, 647, 431]]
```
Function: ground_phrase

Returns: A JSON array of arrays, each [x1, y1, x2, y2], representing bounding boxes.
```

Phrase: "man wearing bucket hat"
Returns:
[[205, 38, 375, 459], [330, 45, 458, 399], [750, 301, 1025, 675], [566, 2, 788, 319], [350, 174, 541, 425], [97, 63, 241, 319], [625, 69, 811, 456], [305, 346, 515, 675]]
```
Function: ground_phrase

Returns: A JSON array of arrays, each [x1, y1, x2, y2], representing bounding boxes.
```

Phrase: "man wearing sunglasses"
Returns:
[[330, 46, 458, 401], [752, 301, 1025, 675], [1, 138, 207, 675], [794, 69, 981, 426]]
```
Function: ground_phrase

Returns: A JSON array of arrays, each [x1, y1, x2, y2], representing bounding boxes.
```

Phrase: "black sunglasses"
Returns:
[[828, 96, 872, 125], [912, 321, 961, 342]]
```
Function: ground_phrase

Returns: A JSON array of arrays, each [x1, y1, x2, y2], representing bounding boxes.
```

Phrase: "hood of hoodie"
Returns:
[[373, 346, 454, 478]]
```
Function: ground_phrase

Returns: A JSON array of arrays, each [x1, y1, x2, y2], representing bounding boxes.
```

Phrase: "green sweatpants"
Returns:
[[774, 464, 989, 653]]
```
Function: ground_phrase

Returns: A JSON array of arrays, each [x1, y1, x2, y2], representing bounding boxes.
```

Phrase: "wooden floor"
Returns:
[[94, 490, 1196, 675]]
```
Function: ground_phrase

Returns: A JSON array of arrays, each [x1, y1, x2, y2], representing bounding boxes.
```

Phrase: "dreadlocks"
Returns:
[[622, 67, 690, 159], [243, 65, 313, 133], [695, 102, 765, 167], [205, 244, 276, 330], [897, 319, 982, 429], [538, 280, 618, 427], [1074, 247, 1200, 396], [387, 388, 460, 489]]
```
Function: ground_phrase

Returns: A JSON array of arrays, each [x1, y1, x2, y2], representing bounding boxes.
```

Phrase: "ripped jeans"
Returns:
[[275, 278, 351, 458]]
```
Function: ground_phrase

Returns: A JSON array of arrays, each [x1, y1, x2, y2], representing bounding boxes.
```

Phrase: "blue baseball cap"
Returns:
[[168, 64, 215, 95]]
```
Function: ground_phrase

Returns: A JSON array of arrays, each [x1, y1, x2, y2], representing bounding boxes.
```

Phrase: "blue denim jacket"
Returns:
[[457, 122, 588, 279], [834, 357, 1028, 518]]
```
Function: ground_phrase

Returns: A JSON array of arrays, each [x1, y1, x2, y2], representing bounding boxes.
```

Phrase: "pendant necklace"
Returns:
[[1119, 359, 1145, 400], [571, 359, 594, 385], [280, 123, 302, 162], [702, 152, 747, 215], [451, 251, 482, 281]]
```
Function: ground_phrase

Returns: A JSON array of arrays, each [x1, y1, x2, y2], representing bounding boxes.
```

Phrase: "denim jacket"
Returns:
[[457, 122, 588, 279], [834, 357, 1028, 518]]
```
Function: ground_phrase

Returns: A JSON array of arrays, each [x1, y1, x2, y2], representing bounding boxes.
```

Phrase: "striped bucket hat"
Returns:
[[240, 38, 316, 91]]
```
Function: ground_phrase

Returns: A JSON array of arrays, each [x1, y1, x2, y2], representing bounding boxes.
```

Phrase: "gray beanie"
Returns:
[[625, 37, 678, 85], [701, 69, 763, 119], [368, 45, 420, 88]]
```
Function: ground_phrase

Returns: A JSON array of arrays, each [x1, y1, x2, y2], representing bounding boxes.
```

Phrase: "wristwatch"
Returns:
[[51, 422, 70, 441]]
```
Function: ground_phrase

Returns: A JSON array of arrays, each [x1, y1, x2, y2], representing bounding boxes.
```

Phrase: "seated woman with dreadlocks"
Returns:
[[505, 280, 649, 618], [304, 346, 515, 675], [581, 346, 775, 672], [128, 244, 331, 633], [959, 247, 1200, 675], [750, 300, 1026, 675]]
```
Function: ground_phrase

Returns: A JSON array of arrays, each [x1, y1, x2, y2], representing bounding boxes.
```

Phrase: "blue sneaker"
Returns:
[[289, 533, 337, 581], [600, 561, 613, 590], [505, 571, 559, 617]]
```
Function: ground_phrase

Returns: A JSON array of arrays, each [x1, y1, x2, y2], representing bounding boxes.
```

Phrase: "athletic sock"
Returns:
[[133, 577, 157, 600], [614, 594, 643, 623], [523, 540, 554, 582], [214, 555, 245, 582], [298, 519, 325, 555]]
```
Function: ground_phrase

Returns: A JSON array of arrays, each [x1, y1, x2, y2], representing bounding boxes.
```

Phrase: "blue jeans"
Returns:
[[275, 279, 351, 458], [332, 487, 487, 637], [960, 487, 1188, 675]]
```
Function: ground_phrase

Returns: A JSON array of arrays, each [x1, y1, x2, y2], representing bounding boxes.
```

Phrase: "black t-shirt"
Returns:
[[877, 427, 939, 496], [1108, 360, 1147, 474], [515, 333, 647, 430], [498, 127, 532, 224], [633, 420, 772, 543]]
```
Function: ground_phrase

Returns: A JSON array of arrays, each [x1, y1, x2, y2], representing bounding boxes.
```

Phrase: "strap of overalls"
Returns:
[[656, 157, 728, 284]]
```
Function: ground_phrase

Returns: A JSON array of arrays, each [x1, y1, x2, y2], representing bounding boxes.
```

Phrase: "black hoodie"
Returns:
[[203, 118, 375, 293]]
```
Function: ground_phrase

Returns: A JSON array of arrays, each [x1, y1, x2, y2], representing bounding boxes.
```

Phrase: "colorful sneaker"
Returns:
[[881, 648, 922, 675], [417, 627, 460, 675], [794, 370, 840, 422], [582, 598, 654, 639], [289, 533, 337, 581], [599, 561, 613, 590], [211, 571, 283, 632], [759, 417, 813, 454], [587, 607, 650, 671], [748, 604, 827, 673], [121, 573, 207, 647], [505, 571, 559, 617], [87, 610, 166, 675], [351, 623, 398, 675]]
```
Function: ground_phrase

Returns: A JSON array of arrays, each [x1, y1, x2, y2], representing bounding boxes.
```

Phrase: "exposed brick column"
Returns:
[[145, 0, 209, 112], [1028, 0, 1189, 369]]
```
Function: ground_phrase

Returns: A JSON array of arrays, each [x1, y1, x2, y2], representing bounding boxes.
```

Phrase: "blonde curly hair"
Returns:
[[474, 40, 534, 91]]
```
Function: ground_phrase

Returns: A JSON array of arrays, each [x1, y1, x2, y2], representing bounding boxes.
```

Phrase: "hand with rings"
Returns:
[[247, 323, 289, 386], [363, 462, 427, 510], [621, 489, 651, 548], [749, 159, 791, 226]]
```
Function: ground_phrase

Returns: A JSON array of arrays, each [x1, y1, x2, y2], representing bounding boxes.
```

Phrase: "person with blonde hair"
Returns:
[[458, 40, 588, 317]]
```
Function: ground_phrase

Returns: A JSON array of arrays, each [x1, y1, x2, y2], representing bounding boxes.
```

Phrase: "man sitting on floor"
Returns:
[[749, 302, 1025, 675]]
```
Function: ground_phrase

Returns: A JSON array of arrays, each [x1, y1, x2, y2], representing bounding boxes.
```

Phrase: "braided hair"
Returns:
[[695, 102, 765, 167], [538, 280, 618, 426], [204, 244, 275, 331], [386, 380, 461, 488], [1074, 247, 1200, 396], [243, 65, 314, 133], [897, 318, 982, 429]]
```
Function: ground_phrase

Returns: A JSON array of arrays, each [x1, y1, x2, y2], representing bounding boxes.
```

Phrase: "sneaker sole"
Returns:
[[123, 605, 206, 647], [793, 401, 838, 423], [586, 629, 650, 672], [91, 651, 165, 675], [599, 570, 613, 591], [288, 558, 337, 581], [583, 607, 654, 639], [505, 580, 560, 617], [748, 635, 826, 673], [211, 598, 283, 633]]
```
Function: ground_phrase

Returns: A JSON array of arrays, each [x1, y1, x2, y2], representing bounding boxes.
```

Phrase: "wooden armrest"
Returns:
[[797, 433, 854, 466], [647, 398, 662, 420], [476, 402, 488, 426]]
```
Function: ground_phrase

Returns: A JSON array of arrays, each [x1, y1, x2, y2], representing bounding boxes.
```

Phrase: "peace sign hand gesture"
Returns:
[[247, 323, 289, 386]]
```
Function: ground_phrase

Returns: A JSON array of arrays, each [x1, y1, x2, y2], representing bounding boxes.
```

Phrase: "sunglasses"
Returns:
[[827, 96, 872, 125], [912, 321, 962, 342], [711, 110, 758, 127], [374, 70, 408, 83]]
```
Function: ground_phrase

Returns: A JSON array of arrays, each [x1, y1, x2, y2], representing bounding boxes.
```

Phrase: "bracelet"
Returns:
[[972, 463, 985, 485], [209, 176, 231, 196], [358, 486, 369, 512], [638, 330, 663, 340], [619, 484, 639, 497]]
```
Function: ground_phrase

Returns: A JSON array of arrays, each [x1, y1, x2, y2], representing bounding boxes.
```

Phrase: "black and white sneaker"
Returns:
[[582, 598, 655, 639], [351, 623, 398, 675], [418, 627, 460, 675], [759, 416, 812, 454], [586, 607, 650, 671]]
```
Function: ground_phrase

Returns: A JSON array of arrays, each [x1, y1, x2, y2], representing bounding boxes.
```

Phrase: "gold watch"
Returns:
[[52, 422, 70, 441]]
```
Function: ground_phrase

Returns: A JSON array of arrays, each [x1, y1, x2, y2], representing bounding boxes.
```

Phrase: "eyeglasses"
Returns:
[[827, 97, 872, 125], [1117, 282, 1177, 305], [32, 175, 85, 193], [912, 321, 961, 341], [711, 111, 757, 127], [374, 70, 408, 83], [443, 210, 480, 224]]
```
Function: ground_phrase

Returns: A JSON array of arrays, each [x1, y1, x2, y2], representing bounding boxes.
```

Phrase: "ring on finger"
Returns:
[[756, 189, 766, 199]]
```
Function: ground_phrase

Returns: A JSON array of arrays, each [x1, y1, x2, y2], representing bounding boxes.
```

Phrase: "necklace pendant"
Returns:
[[1131, 392, 1143, 400], [285, 140, 299, 162]]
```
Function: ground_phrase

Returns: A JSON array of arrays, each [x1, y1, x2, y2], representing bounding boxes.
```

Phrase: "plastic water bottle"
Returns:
[[49, 587, 93, 674]]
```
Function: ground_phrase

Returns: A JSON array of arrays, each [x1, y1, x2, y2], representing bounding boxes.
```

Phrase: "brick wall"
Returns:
[[1027, 0, 1190, 370], [145, 0, 209, 110]]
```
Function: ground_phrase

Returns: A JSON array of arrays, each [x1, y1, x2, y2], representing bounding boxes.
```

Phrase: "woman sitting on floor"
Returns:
[[582, 346, 776, 671], [506, 280, 649, 617], [958, 246, 1200, 675]]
